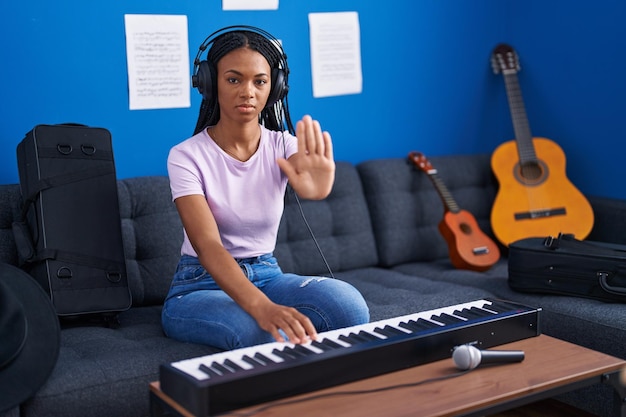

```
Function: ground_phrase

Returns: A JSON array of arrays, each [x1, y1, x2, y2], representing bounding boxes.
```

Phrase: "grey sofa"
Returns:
[[1, 154, 624, 417]]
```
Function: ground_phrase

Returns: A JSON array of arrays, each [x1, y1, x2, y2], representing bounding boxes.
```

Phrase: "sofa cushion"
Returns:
[[357, 155, 498, 267], [117, 177, 182, 307], [24, 306, 217, 417], [275, 161, 378, 275], [393, 259, 511, 296], [335, 267, 498, 322]]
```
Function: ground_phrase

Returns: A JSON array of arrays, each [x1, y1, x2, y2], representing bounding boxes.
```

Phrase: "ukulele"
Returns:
[[408, 151, 500, 271], [490, 44, 594, 246]]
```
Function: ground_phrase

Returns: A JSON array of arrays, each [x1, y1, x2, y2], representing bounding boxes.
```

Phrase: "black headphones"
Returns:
[[192, 25, 289, 108]]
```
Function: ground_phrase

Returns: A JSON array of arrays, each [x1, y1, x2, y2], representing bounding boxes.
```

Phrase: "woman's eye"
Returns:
[[227, 78, 239, 84], [256, 79, 268, 86]]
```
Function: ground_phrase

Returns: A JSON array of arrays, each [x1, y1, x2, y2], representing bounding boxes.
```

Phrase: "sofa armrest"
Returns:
[[587, 195, 626, 244]]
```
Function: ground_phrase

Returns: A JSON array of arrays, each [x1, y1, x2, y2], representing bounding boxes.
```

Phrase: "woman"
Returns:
[[162, 26, 369, 350]]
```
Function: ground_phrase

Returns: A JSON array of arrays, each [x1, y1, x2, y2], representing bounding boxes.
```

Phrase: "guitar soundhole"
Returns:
[[460, 223, 472, 235], [514, 160, 548, 186]]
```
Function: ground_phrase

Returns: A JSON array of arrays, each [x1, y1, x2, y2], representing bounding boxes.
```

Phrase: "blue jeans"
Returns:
[[161, 254, 370, 350]]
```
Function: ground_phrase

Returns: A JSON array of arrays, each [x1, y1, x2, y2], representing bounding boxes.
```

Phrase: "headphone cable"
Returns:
[[290, 188, 335, 279], [282, 131, 335, 279]]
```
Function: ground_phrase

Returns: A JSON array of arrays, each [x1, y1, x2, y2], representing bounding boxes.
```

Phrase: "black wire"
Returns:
[[281, 131, 335, 279], [217, 369, 471, 416], [291, 191, 335, 279]]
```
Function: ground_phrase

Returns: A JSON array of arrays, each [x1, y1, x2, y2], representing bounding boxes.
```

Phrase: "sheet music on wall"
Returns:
[[308, 12, 363, 98], [222, 0, 278, 10], [124, 14, 190, 110]]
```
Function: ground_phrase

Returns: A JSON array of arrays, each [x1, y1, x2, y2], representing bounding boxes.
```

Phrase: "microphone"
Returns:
[[452, 344, 525, 370]]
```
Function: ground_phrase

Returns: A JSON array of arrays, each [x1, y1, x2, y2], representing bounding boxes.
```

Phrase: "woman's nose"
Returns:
[[240, 81, 254, 97]]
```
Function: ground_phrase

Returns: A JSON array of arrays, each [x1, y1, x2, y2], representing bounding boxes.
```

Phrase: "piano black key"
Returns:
[[284, 346, 309, 358], [198, 363, 222, 378], [223, 359, 245, 372], [469, 306, 495, 317], [403, 318, 423, 328], [322, 338, 343, 349], [241, 354, 265, 367], [339, 332, 371, 345], [272, 348, 298, 361], [211, 362, 232, 375], [385, 325, 409, 335], [338, 333, 358, 344], [373, 326, 394, 337], [311, 340, 332, 351], [350, 332, 372, 343], [398, 321, 421, 332], [374, 325, 406, 338], [454, 308, 485, 320], [434, 313, 465, 325], [485, 301, 515, 314], [399, 319, 433, 332], [254, 352, 276, 365], [293, 344, 317, 356], [416, 318, 441, 329], [311, 339, 340, 352], [358, 330, 383, 341]]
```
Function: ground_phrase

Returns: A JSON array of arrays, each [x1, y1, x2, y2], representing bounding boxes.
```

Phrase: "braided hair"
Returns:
[[193, 30, 294, 136]]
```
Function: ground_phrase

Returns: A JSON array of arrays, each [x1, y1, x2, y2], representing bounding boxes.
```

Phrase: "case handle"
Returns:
[[597, 271, 626, 295]]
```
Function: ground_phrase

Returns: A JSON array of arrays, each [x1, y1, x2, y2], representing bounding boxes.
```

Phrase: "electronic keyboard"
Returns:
[[159, 298, 541, 416]]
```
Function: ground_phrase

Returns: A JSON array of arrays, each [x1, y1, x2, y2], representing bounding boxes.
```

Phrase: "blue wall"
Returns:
[[1, 1, 625, 199]]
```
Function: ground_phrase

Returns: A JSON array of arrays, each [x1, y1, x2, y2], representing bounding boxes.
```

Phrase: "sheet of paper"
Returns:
[[308, 12, 362, 98], [124, 14, 190, 110], [223, 0, 278, 10]]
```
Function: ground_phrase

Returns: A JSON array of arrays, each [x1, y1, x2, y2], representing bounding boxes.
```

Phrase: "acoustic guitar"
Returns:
[[490, 44, 594, 246], [409, 151, 500, 271]]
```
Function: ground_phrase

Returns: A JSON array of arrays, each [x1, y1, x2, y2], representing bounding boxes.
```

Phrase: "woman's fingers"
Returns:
[[297, 115, 327, 157], [322, 131, 333, 159], [279, 310, 317, 344]]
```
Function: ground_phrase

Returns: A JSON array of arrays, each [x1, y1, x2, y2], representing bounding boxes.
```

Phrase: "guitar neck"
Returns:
[[428, 172, 460, 213], [503, 71, 537, 165]]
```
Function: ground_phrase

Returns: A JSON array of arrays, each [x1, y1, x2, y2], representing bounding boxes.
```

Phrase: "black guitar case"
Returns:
[[508, 233, 626, 303], [13, 124, 131, 323]]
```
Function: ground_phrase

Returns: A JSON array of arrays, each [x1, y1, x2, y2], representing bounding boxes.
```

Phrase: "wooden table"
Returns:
[[150, 335, 626, 417]]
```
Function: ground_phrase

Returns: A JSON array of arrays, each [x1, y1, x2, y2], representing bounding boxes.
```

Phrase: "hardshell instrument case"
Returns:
[[508, 233, 626, 303], [13, 124, 132, 318]]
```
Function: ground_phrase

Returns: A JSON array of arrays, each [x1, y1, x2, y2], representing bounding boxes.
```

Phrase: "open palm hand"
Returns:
[[277, 115, 335, 200]]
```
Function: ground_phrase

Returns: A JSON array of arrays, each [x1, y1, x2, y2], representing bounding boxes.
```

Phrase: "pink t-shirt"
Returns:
[[167, 125, 298, 258]]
